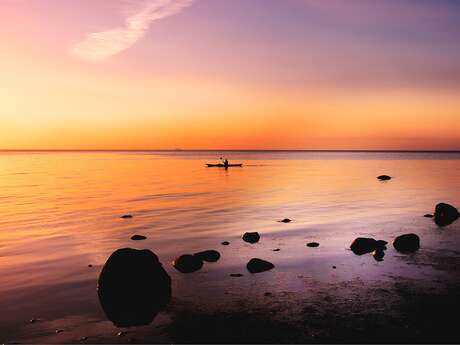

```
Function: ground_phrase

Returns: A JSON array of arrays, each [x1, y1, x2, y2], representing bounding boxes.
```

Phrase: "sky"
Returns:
[[1, 0, 459, 150]]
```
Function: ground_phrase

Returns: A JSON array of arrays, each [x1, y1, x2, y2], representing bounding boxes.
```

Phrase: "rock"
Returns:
[[280, 218, 292, 223], [332, 266, 337, 269], [372, 248, 385, 261], [350, 237, 377, 255], [393, 234, 420, 253], [121, 215, 133, 219], [173, 254, 203, 273], [246, 258, 274, 273], [131, 235, 147, 241], [242, 232, 260, 244], [264, 292, 272, 296], [306, 242, 319, 248], [30, 318, 38, 323], [88, 264, 93, 268], [272, 248, 280, 252], [194, 250, 220, 262], [424, 214, 434, 218], [434, 202, 459, 226], [375, 240, 388, 250], [230, 273, 244, 277], [98, 248, 171, 327], [377, 175, 392, 181], [221, 241, 230, 246], [117, 331, 127, 337], [80, 336, 88, 341], [55, 329, 64, 334]]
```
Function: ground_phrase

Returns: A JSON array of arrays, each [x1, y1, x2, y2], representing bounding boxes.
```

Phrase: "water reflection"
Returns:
[[98, 248, 171, 327]]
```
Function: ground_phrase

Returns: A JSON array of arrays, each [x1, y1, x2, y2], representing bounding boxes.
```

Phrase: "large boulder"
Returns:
[[246, 258, 274, 273], [434, 203, 459, 226], [98, 248, 171, 328], [393, 234, 420, 253], [242, 232, 260, 244], [194, 250, 221, 262], [173, 254, 203, 273]]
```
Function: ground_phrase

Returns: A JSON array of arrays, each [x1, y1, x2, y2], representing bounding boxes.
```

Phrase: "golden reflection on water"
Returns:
[[0, 151, 460, 340]]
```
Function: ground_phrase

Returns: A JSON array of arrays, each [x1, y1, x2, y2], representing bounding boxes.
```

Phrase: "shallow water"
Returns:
[[1, 151, 459, 343]]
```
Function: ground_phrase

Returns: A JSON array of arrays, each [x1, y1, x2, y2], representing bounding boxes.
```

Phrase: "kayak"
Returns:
[[206, 163, 243, 167]]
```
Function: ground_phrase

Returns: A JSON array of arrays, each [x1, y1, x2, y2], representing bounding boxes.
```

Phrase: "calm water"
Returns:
[[1, 151, 460, 343]]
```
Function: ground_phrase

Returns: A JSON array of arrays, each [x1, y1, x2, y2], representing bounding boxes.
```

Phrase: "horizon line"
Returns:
[[1, 149, 460, 153]]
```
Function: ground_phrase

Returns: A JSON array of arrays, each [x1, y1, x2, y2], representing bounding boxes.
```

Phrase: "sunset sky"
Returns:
[[1, 0, 459, 150]]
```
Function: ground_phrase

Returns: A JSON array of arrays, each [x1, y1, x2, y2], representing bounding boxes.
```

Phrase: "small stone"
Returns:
[[55, 329, 64, 334], [30, 318, 38, 323], [434, 202, 459, 226], [230, 273, 244, 277], [117, 331, 127, 337], [280, 218, 292, 223], [172, 254, 203, 273], [424, 214, 434, 218], [130, 234, 147, 241], [332, 266, 337, 269], [242, 232, 260, 244], [272, 248, 280, 252], [194, 250, 220, 262], [393, 233, 420, 253], [80, 337, 88, 342], [221, 241, 230, 246], [121, 214, 133, 219], [88, 264, 93, 268], [306, 242, 319, 248], [377, 175, 392, 181], [264, 292, 272, 296], [246, 258, 274, 273]]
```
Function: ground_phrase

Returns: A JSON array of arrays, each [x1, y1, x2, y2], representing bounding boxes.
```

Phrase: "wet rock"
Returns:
[[242, 232, 260, 244], [372, 248, 385, 261], [306, 242, 320, 248], [117, 331, 127, 337], [98, 248, 171, 327], [173, 254, 203, 273], [29, 318, 38, 323], [375, 240, 388, 250], [377, 175, 392, 181], [246, 258, 274, 273], [280, 218, 292, 223], [393, 233, 420, 253], [264, 292, 272, 296], [80, 336, 88, 342], [332, 266, 337, 269], [194, 250, 220, 262], [131, 235, 147, 241], [424, 214, 434, 218], [221, 241, 230, 246], [88, 264, 93, 268], [434, 202, 459, 226], [230, 273, 244, 277], [272, 248, 280, 252], [55, 329, 64, 334], [350, 238, 377, 255], [121, 215, 133, 219]]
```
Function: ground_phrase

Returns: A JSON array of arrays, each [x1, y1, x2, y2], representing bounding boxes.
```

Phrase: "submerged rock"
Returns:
[[280, 218, 292, 223], [98, 248, 171, 327], [131, 235, 147, 241], [434, 202, 459, 226], [242, 232, 260, 244], [221, 241, 230, 246], [350, 238, 378, 255], [121, 215, 133, 219], [194, 250, 221, 262], [393, 234, 420, 253], [230, 273, 244, 277], [424, 214, 434, 218], [246, 258, 274, 273], [306, 242, 320, 248], [377, 175, 392, 181], [173, 254, 203, 273]]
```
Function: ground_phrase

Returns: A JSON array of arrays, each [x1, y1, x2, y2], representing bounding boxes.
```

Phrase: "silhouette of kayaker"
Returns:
[[220, 157, 229, 168]]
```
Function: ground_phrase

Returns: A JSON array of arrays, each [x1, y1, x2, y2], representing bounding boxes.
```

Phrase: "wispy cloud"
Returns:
[[71, 0, 194, 61]]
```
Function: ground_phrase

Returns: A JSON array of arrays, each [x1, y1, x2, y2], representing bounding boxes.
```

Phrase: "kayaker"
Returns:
[[223, 159, 229, 168]]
